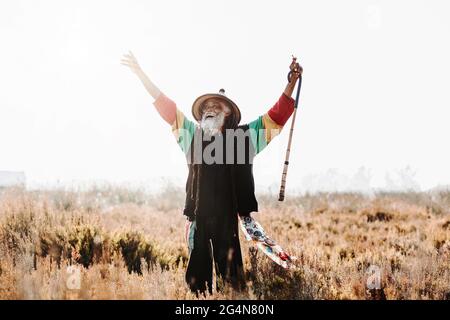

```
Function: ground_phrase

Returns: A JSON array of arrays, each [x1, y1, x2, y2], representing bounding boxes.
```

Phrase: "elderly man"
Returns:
[[121, 52, 302, 294]]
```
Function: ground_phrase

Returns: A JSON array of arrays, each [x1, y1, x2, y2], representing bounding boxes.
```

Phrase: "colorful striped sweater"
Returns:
[[153, 92, 295, 155]]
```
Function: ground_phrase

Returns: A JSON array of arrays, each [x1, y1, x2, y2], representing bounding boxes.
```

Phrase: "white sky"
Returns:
[[0, 0, 449, 192]]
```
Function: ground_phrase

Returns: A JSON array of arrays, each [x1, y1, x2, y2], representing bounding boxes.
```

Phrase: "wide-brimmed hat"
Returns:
[[191, 89, 241, 125]]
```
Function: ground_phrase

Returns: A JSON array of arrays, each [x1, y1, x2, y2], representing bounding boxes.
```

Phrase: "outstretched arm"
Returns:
[[121, 51, 196, 154], [121, 51, 176, 124], [121, 51, 161, 99], [248, 57, 302, 155]]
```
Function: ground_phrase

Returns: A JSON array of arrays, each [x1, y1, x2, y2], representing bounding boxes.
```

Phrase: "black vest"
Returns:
[[183, 124, 258, 220]]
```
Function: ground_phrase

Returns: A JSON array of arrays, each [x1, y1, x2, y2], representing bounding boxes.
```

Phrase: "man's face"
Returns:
[[200, 98, 231, 119], [200, 98, 231, 135]]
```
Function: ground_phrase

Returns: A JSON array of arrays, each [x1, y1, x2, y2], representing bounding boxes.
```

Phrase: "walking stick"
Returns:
[[278, 68, 302, 201]]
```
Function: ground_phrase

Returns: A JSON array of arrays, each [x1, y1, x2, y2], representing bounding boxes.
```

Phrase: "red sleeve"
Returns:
[[267, 93, 295, 126], [153, 93, 177, 125]]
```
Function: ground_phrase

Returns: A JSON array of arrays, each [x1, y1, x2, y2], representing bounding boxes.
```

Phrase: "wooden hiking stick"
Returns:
[[278, 64, 302, 201]]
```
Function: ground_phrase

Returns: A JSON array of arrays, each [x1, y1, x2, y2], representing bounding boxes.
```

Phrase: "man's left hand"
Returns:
[[288, 57, 303, 85]]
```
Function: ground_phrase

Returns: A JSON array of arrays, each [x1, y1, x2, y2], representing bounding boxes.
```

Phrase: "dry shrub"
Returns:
[[0, 187, 449, 300]]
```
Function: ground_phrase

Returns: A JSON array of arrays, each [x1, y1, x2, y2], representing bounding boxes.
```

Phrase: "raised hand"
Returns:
[[120, 51, 162, 100], [288, 56, 303, 85], [284, 56, 303, 97], [121, 51, 143, 75]]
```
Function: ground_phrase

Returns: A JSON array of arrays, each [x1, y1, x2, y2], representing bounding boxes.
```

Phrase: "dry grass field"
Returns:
[[0, 186, 449, 300]]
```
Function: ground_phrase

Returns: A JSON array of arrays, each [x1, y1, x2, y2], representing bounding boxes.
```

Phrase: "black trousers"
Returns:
[[185, 214, 245, 294]]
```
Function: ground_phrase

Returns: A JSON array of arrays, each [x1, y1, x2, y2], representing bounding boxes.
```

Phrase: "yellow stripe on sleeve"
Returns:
[[171, 109, 188, 145], [261, 113, 283, 144]]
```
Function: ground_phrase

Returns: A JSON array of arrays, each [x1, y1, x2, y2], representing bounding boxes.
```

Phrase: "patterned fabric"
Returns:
[[239, 216, 296, 269], [185, 220, 196, 255]]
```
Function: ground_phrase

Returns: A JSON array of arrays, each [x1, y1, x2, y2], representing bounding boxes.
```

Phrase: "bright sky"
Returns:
[[0, 0, 449, 192]]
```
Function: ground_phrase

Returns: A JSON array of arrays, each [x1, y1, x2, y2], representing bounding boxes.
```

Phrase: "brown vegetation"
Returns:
[[0, 186, 449, 299]]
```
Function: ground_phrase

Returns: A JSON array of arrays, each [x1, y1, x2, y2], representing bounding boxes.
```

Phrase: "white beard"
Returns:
[[201, 112, 225, 137]]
